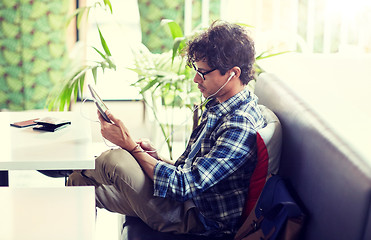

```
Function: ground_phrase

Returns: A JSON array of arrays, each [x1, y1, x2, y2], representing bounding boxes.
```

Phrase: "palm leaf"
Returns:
[[256, 51, 290, 60], [103, 0, 113, 13], [98, 26, 111, 56]]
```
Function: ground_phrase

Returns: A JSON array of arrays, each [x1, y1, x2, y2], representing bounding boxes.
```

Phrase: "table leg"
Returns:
[[0, 171, 9, 186]]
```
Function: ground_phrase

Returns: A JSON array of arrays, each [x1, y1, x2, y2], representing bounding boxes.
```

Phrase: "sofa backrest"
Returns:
[[254, 73, 371, 240], [241, 104, 282, 221]]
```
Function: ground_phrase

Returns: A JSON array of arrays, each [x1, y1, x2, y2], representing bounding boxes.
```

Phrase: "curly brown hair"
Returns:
[[186, 20, 255, 85]]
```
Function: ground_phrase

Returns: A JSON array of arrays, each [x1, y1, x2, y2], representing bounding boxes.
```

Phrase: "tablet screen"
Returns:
[[88, 84, 111, 122]]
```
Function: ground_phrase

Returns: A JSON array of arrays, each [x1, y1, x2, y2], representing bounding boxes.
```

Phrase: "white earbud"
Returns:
[[208, 71, 236, 99], [228, 71, 236, 80]]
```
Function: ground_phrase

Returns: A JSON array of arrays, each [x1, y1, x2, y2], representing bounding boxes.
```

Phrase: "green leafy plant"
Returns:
[[129, 20, 201, 159], [47, 0, 115, 111]]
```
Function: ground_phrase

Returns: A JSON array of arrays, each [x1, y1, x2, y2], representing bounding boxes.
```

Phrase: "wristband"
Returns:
[[129, 144, 145, 154]]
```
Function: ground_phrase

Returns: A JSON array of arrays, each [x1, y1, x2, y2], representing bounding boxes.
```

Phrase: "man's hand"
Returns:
[[98, 110, 137, 151], [98, 111, 160, 180], [137, 138, 159, 159], [137, 138, 175, 165]]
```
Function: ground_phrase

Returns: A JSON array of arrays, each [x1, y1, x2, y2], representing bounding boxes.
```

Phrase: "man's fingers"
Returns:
[[140, 141, 154, 150], [105, 110, 120, 124], [97, 110, 105, 123]]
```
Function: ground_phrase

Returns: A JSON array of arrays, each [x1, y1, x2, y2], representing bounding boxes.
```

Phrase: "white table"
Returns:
[[0, 186, 95, 240], [0, 111, 95, 185]]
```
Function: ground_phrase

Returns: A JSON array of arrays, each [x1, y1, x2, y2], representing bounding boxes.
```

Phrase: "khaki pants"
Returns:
[[67, 148, 204, 234]]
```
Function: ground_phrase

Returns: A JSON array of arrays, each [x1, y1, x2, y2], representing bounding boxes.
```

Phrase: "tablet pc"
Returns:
[[88, 84, 111, 123]]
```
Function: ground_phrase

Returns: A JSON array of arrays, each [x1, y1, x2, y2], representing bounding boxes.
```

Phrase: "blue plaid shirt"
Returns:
[[153, 88, 266, 234]]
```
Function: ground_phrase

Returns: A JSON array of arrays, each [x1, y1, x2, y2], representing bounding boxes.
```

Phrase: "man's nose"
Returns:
[[193, 73, 202, 83]]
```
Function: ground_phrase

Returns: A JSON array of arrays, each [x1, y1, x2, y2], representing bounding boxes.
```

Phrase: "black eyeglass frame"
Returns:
[[192, 63, 217, 80]]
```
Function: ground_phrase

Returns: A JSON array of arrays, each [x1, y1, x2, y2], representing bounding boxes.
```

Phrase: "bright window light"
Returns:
[[327, 0, 371, 19]]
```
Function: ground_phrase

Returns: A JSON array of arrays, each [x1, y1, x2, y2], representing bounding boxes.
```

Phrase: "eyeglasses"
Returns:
[[192, 63, 217, 81]]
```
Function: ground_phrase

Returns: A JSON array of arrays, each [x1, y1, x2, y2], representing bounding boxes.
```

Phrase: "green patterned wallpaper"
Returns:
[[138, 0, 221, 54], [0, 0, 69, 110]]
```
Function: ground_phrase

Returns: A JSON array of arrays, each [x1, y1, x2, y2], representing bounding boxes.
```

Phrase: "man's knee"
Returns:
[[96, 148, 136, 174], [97, 148, 151, 192], [95, 148, 146, 184], [67, 171, 98, 187]]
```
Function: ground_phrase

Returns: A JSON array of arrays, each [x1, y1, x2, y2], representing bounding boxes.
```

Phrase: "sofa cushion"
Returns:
[[121, 215, 233, 240], [241, 105, 282, 221]]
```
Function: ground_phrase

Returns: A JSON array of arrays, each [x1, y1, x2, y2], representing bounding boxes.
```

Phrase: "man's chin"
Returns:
[[200, 90, 213, 99]]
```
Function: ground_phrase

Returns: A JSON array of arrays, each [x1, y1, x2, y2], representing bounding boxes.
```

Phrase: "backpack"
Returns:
[[234, 175, 305, 240]]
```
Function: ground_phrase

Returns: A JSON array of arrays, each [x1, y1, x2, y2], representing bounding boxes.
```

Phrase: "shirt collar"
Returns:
[[204, 88, 254, 117]]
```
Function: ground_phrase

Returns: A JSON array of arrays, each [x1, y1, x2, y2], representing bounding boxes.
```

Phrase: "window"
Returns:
[[82, 0, 142, 100]]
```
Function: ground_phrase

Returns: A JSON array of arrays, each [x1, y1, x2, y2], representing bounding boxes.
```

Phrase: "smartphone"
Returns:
[[33, 124, 69, 132], [88, 84, 111, 123], [10, 118, 39, 128]]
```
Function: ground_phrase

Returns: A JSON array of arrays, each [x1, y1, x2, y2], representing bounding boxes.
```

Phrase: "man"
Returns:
[[67, 20, 266, 236]]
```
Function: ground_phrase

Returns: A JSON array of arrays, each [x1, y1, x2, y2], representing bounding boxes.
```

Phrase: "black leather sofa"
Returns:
[[120, 72, 371, 240]]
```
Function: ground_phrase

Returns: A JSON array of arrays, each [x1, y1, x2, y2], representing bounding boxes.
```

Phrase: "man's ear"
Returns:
[[230, 66, 241, 78]]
